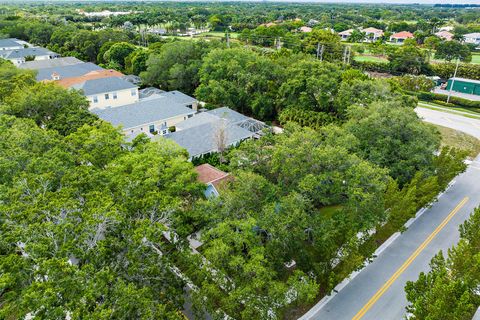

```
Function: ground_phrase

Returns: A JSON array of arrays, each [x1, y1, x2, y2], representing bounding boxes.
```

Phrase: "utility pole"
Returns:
[[346, 46, 351, 65], [447, 58, 460, 104], [276, 37, 281, 50], [226, 32, 230, 48], [316, 42, 320, 59]]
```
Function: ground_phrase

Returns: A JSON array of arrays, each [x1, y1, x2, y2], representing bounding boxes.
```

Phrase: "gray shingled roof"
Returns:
[[1, 47, 57, 59], [92, 96, 195, 130], [18, 57, 83, 70], [162, 120, 254, 158], [175, 112, 219, 131], [71, 77, 137, 96], [35, 62, 103, 81], [0, 38, 22, 49], [160, 91, 197, 105], [207, 107, 250, 123]]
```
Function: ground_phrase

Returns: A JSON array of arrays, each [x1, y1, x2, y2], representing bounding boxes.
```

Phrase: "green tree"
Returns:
[[277, 59, 342, 114], [196, 48, 282, 120], [388, 45, 430, 75], [103, 42, 137, 71], [345, 100, 440, 186], [435, 41, 472, 63], [2, 82, 96, 136], [142, 41, 219, 95], [0, 116, 202, 319], [405, 208, 480, 320]]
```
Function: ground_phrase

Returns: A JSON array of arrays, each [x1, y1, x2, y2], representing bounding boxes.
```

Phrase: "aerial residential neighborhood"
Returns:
[[0, 1, 480, 320]]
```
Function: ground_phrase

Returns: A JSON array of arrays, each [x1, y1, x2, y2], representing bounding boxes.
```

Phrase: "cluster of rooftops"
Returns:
[[0, 38, 267, 160]]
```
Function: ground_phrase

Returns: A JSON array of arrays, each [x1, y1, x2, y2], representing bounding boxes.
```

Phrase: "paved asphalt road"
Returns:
[[416, 106, 480, 139], [301, 108, 480, 320]]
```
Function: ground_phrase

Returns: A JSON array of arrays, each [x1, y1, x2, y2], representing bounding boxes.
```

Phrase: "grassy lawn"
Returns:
[[319, 205, 342, 219], [353, 55, 388, 63], [194, 31, 238, 39], [433, 124, 480, 158], [432, 53, 480, 65], [472, 54, 480, 64]]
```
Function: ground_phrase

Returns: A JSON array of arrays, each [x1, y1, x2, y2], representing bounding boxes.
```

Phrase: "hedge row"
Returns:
[[430, 63, 480, 81], [408, 90, 480, 108], [353, 60, 480, 81], [351, 60, 392, 74]]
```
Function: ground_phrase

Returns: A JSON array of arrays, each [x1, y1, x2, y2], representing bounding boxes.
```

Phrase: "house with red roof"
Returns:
[[195, 164, 233, 197], [390, 31, 415, 44]]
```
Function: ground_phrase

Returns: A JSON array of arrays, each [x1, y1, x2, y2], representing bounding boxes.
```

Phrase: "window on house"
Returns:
[[162, 130, 167, 135], [131, 89, 137, 96], [93, 96, 98, 103], [186, 104, 193, 109], [188, 114, 193, 118], [105, 93, 109, 100], [113, 92, 117, 99], [149, 124, 155, 133]]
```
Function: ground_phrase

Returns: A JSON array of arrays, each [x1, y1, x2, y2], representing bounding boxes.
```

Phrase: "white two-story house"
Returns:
[[71, 77, 139, 109], [92, 93, 196, 137]]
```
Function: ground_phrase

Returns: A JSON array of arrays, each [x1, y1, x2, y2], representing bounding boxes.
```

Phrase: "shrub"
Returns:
[[433, 93, 480, 108], [351, 60, 391, 73], [431, 62, 480, 80]]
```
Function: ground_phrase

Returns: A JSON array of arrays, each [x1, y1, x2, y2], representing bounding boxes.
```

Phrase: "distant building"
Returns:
[[439, 26, 454, 32], [77, 9, 133, 17], [18, 57, 83, 70], [338, 29, 354, 40], [435, 31, 454, 41], [148, 28, 167, 35], [0, 47, 59, 66], [259, 22, 277, 28], [463, 33, 480, 45], [390, 31, 415, 43], [361, 27, 384, 41], [338, 28, 383, 42], [195, 164, 233, 197], [92, 93, 196, 136], [299, 26, 312, 33]]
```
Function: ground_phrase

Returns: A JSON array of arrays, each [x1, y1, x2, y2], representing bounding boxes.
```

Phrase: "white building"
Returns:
[[72, 77, 139, 109], [0, 47, 59, 66], [93, 91, 197, 137], [463, 33, 480, 45]]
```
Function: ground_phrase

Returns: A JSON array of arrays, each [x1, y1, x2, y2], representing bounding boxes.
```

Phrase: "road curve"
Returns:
[[415, 106, 480, 139], [300, 108, 480, 320]]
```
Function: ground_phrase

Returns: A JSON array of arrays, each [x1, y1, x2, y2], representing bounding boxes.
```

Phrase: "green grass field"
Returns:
[[194, 31, 238, 39], [353, 55, 389, 63], [431, 53, 480, 65], [433, 124, 480, 158], [471, 54, 480, 64]]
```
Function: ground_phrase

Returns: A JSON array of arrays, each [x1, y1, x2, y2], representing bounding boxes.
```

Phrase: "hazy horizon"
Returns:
[[6, 0, 480, 3]]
